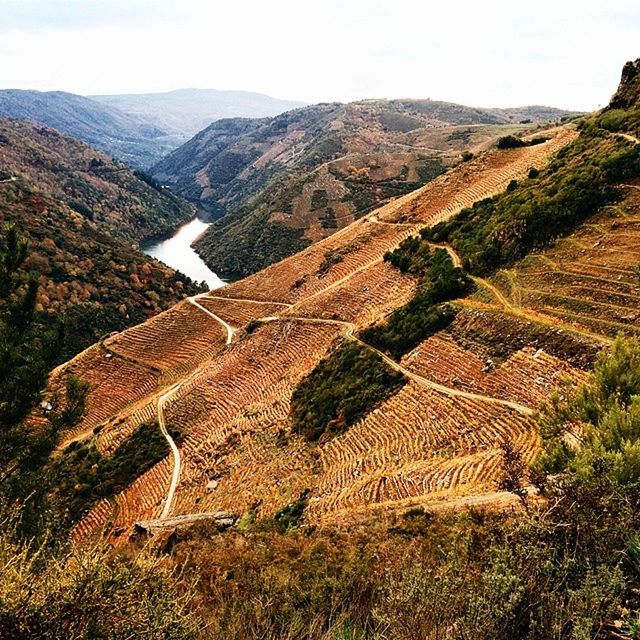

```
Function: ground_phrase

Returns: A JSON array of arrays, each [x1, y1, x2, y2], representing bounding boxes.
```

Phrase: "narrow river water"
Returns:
[[142, 217, 226, 290]]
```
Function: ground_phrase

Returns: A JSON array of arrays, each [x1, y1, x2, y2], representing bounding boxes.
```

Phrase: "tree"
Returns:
[[498, 438, 529, 511]]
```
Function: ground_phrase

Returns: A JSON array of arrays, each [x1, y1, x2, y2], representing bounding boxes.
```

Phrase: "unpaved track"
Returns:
[[157, 293, 238, 518], [256, 315, 534, 416], [188, 293, 235, 344]]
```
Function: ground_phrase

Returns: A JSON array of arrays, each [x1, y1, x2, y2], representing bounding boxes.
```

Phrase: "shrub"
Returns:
[[497, 135, 526, 149], [0, 526, 199, 639], [364, 242, 473, 358]]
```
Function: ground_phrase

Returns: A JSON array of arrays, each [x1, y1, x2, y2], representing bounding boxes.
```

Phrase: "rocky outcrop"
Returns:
[[609, 58, 640, 109]]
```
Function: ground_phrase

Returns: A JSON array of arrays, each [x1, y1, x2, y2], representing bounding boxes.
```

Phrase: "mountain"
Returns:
[[608, 57, 640, 109], [0, 89, 304, 169], [0, 117, 201, 355], [39, 59, 639, 536], [4, 57, 640, 640], [0, 117, 194, 242], [0, 89, 180, 168], [90, 88, 307, 139], [151, 98, 578, 278]]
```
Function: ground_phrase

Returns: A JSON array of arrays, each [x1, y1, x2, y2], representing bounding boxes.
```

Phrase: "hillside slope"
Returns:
[[0, 90, 180, 168], [91, 88, 306, 139], [152, 99, 576, 278], [0, 117, 194, 243], [0, 120, 203, 358], [45, 123, 614, 540]]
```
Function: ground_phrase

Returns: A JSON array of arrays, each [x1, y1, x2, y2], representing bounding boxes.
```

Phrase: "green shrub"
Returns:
[[497, 135, 526, 149], [49, 420, 178, 527], [363, 242, 473, 358], [426, 125, 640, 275]]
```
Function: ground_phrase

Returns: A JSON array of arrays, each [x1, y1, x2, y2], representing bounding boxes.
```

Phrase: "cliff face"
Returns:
[[609, 58, 640, 109]]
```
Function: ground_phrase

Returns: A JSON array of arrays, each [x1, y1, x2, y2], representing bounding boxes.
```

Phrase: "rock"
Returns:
[[608, 58, 640, 110]]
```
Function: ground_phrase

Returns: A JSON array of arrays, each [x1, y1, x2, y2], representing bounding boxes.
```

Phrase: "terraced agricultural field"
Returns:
[[55, 124, 605, 539], [218, 220, 420, 305], [284, 261, 417, 326], [218, 128, 576, 309], [402, 334, 587, 409], [197, 296, 289, 329], [163, 319, 343, 517], [45, 346, 161, 446], [484, 185, 640, 339], [104, 300, 228, 381], [376, 127, 577, 225], [308, 381, 539, 522]]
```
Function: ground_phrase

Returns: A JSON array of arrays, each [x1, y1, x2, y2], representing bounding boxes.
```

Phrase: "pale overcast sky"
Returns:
[[1, 0, 639, 110]]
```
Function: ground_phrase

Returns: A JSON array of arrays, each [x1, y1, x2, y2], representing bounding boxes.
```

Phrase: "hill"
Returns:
[[0, 89, 181, 168], [151, 99, 577, 278], [5, 57, 640, 640], [47, 57, 640, 536], [0, 117, 194, 243], [90, 88, 307, 139], [0, 119, 202, 357], [44, 124, 588, 539]]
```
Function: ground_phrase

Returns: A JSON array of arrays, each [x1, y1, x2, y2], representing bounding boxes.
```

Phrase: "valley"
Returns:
[[3, 1, 640, 633]]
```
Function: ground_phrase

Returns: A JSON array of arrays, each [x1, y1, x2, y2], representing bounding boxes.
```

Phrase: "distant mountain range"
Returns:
[[89, 88, 307, 139], [151, 98, 579, 278], [0, 88, 305, 168]]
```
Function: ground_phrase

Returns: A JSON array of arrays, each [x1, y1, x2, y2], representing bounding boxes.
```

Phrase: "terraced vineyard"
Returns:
[[284, 261, 417, 325], [48, 123, 632, 539], [309, 381, 539, 521], [105, 301, 228, 382], [482, 185, 640, 339], [402, 334, 587, 409], [197, 296, 290, 329], [45, 346, 160, 446]]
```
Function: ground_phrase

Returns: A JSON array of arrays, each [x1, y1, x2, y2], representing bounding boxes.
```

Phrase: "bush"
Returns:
[[49, 420, 177, 527], [363, 242, 473, 358], [497, 135, 526, 149], [0, 527, 199, 639], [426, 126, 638, 275]]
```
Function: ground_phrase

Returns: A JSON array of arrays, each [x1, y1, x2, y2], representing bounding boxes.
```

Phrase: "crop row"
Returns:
[[105, 301, 227, 376], [126, 320, 342, 522], [378, 129, 577, 226], [220, 220, 420, 305], [197, 297, 289, 328], [402, 334, 586, 408], [284, 260, 416, 327], [57, 347, 160, 444], [310, 381, 538, 518]]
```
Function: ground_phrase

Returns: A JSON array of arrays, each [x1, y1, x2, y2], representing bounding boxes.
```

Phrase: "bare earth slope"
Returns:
[[41, 126, 633, 542]]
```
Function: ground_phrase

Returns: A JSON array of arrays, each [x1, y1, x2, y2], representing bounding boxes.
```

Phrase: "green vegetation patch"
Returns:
[[362, 238, 473, 359], [50, 420, 180, 526], [291, 342, 406, 442], [310, 189, 329, 210], [428, 121, 640, 275], [536, 335, 640, 483]]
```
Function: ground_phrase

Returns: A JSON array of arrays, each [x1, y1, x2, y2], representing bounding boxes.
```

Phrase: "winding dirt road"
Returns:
[[156, 293, 235, 518]]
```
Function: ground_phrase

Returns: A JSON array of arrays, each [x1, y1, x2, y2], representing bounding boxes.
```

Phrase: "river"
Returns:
[[141, 217, 226, 290]]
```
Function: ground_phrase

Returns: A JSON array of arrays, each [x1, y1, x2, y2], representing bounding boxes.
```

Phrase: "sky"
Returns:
[[1, 0, 639, 111]]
